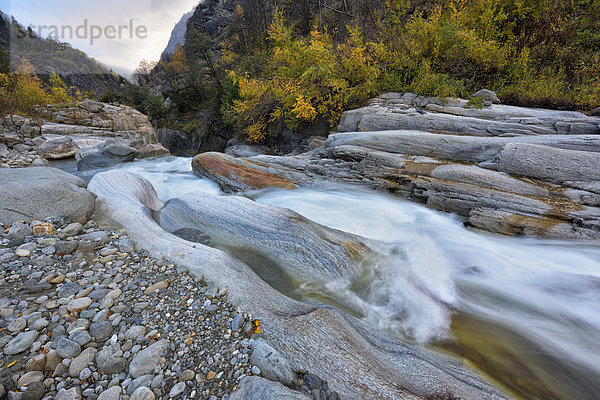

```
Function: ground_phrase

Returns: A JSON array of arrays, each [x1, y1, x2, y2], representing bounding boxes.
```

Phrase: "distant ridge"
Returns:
[[0, 10, 127, 94]]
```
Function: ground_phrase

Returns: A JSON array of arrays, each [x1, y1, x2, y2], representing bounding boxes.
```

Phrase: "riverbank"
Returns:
[[0, 217, 341, 400]]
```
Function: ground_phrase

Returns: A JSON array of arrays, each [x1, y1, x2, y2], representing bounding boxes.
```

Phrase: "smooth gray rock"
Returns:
[[89, 321, 113, 342], [37, 136, 79, 159], [56, 337, 81, 359], [7, 222, 32, 240], [55, 387, 81, 400], [76, 140, 139, 171], [470, 89, 500, 104], [3, 331, 39, 355], [127, 375, 153, 396], [97, 386, 121, 400], [326, 130, 600, 163], [22, 381, 45, 400], [482, 143, 600, 184], [168, 382, 185, 398], [131, 386, 155, 400], [249, 339, 296, 386], [229, 376, 311, 400], [69, 347, 97, 377], [0, 167, 95, 226], [129, 340, 169, 378], [88, 171, 508, 400], [337, 93, 600, 136], [96, 344, 126, 375], [60, 223, 83, 238]]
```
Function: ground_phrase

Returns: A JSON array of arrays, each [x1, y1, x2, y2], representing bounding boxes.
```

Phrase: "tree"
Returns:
[[132, 59, 158, 86]]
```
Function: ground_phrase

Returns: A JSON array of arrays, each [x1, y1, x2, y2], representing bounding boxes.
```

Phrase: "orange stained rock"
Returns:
[[194, 153, 297, 191]]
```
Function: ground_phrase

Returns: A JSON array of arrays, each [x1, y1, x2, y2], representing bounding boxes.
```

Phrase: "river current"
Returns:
[[55, 156, 600, 400]]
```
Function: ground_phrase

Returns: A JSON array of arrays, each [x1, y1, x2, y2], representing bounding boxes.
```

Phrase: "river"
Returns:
[[54, 156, 600, 400]]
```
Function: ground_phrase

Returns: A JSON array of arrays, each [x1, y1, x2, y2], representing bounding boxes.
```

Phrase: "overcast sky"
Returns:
[[1, 0, 199, 76]]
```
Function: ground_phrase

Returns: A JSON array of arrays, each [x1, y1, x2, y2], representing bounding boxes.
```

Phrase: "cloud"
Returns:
[[3, 0, 199, 75]]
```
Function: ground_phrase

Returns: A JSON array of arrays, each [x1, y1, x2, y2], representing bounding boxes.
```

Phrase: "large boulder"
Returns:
[[76, 140, 139, 171], [0, 167, 95, 226], [37, 136, 79, 159], [88, 170, 507, 400], [470, 89, 500, 104]]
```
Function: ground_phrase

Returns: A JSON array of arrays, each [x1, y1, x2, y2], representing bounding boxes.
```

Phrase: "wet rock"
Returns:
[[76, 140, 139, 171], [158, 193, 371, 284]]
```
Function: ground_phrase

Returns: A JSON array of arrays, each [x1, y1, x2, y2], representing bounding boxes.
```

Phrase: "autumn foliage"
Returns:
[[0, 60, 81, 115], [218, 0, 600, 143]]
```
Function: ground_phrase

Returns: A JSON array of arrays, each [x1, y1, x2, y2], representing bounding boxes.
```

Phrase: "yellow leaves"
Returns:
[[291, 95, 317, 122]]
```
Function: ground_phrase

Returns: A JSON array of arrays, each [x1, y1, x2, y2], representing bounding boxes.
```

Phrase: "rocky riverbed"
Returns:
[[0, 218, 338, 400]]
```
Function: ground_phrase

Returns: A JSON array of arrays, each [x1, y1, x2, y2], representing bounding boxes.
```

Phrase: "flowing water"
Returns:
[[55, 156, 600, 400]]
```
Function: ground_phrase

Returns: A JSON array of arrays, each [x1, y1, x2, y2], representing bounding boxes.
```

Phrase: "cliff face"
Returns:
[[162, 10, 194, 57], [0, 12, 126, 94]]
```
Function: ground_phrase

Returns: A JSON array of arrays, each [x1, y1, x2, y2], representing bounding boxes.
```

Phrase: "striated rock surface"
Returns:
[[230, 376, 311, 400], [338, 93, 600, 136], [158, 193, 372, 283], [192, 93, 600, 240], [0, 167, 96, 226], [88, 170, 508, 400]]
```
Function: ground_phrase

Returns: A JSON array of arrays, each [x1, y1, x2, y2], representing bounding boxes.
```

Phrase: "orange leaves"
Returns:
[[168, 44, 189, 75]]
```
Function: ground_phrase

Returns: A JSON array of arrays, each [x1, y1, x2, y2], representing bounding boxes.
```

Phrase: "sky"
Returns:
[[1, 0, 200, 77]]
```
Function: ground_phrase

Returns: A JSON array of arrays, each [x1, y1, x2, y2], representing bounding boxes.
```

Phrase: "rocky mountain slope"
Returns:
[[162, 10, 194, 57], [0, 12, 126, 94]]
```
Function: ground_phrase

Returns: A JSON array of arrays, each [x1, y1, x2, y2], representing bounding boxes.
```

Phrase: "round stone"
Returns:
[[131, 386, 155, 400], [17, 371, 44, 387], [4, 331, 39, 355], [66, 297, 92, 313], [55, 337, 81, 359], [98, 386, 122, 400], [8, 318, 27, 332], [16, 249, 30, 257], [169, 382, 186, 398], [23, 381, 46, 400]]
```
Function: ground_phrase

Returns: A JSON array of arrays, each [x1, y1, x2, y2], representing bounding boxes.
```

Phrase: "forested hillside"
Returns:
[[147, 0, 600, 148]]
